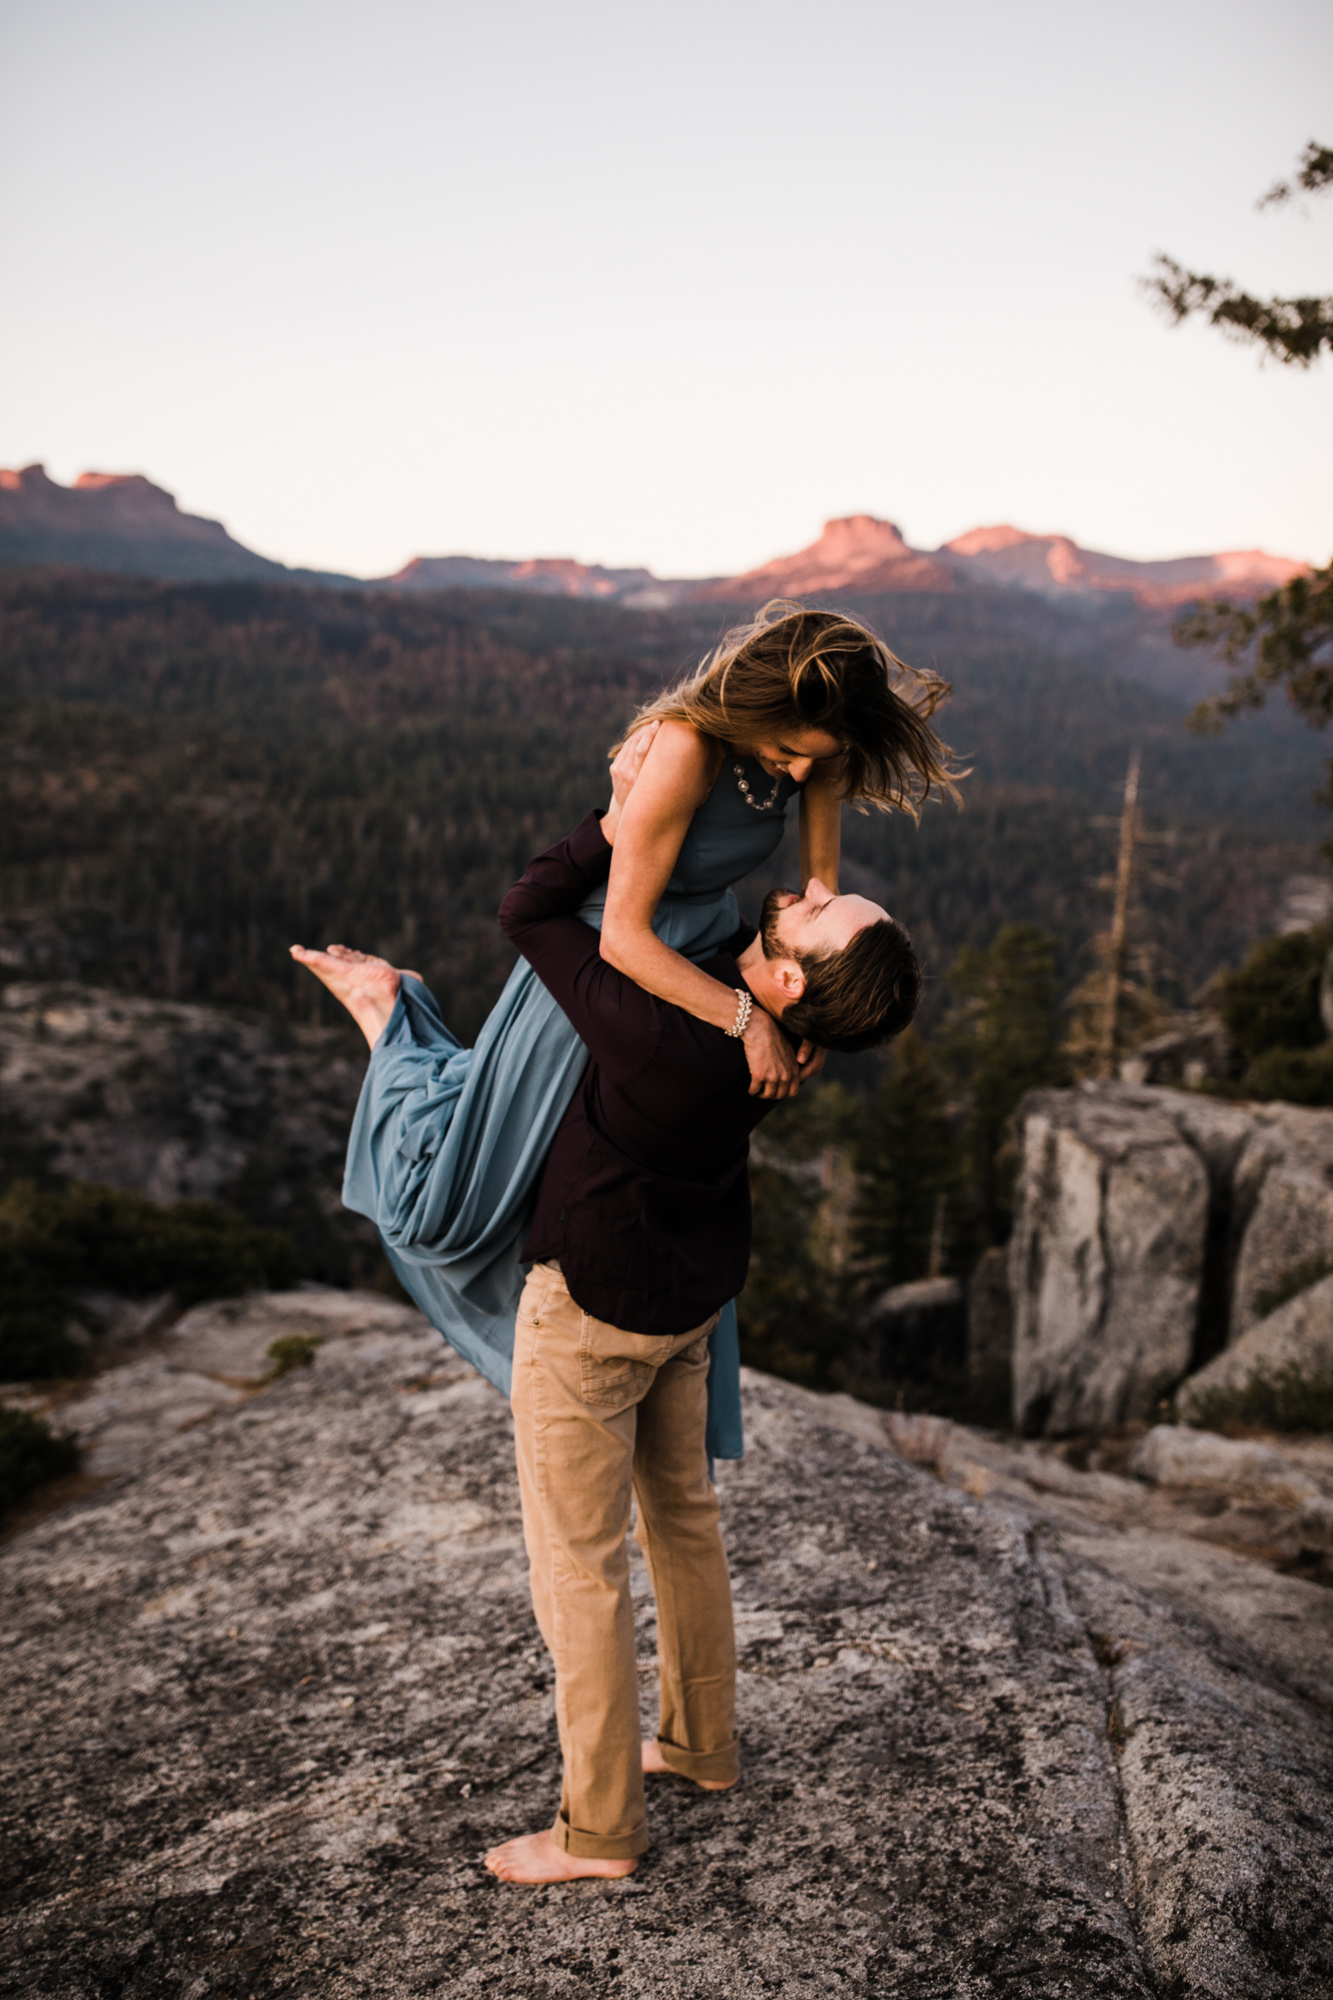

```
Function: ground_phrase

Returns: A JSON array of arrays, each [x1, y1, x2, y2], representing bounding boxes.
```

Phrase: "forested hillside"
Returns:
[[1, 573, 1320, 1047]]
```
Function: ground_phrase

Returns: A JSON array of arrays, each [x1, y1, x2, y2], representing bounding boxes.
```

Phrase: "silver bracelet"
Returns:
[[725, 988, 753, 1038]]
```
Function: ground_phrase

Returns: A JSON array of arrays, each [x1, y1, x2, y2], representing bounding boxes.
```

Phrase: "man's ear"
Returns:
[[772, 959, 805, 1003]]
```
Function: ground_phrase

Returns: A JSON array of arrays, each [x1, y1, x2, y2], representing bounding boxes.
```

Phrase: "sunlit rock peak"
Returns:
[[689, 514, 956, 600], [942, 523, 1308, 606]]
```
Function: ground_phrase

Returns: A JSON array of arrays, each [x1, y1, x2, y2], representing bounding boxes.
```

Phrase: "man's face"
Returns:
[[760, 880, 888, 964]]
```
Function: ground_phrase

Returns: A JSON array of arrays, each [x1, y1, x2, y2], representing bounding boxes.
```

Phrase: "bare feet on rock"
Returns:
[[483, 1830, 638, 1885], [641, 1737, 736, 1790], [289, 943, 419, 1050]]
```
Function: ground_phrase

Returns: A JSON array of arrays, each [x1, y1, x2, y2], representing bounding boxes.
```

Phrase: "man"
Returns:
[[293, 763, 918, 1887]]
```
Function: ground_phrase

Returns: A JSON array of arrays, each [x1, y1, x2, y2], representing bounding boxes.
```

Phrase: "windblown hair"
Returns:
[[618, 599, 963, 814], [767, 907, 921, 1054]]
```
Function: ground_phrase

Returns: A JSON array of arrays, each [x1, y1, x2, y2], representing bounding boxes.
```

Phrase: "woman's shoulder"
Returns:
[[644, 718, 726, 799]]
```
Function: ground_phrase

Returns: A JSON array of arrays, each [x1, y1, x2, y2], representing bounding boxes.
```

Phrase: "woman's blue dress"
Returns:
[[341, 756, 797, 1461]]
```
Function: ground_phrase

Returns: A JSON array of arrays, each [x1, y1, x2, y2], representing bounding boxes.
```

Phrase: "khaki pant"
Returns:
[[511, 1261, 739, 1859]]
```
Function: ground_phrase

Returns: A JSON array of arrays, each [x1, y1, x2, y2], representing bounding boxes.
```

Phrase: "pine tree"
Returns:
[[941, 924, 1068, 1242], [853, 1030, 958, 1293]]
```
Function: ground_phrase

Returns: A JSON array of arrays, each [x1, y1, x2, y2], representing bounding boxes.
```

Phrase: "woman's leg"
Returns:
[[289, 944, 409, 1049]]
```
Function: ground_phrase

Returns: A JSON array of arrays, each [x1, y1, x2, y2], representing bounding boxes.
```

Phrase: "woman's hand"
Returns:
[[602, 721, 661, 845], [741, 1005, 805, 1099]]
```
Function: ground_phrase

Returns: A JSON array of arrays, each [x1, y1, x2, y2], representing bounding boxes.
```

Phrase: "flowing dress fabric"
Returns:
[[342, 760, 796, 1461]]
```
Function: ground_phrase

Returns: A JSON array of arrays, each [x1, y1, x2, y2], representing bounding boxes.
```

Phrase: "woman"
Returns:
[[293, 600, 958, 1458]]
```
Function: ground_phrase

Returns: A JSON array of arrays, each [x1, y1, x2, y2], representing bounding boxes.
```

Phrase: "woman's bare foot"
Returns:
[[483, 1830, 638, 1885], [641, 1738, 736, 1790], [289, 943, 418, 1050]]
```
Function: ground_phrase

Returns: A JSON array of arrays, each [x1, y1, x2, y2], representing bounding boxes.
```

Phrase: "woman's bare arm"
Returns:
[[601, 720, 804, 1098], [799, 763, 842, 891]]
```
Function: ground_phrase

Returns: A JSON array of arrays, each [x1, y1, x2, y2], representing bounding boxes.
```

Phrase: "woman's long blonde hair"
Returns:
[[616, 599, 963, 815]]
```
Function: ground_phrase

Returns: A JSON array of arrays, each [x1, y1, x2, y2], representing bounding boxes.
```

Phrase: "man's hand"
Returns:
[[796, 1042, 827, 1085], [603, 720, 661, 845], [741, 1005, 806, 1100]]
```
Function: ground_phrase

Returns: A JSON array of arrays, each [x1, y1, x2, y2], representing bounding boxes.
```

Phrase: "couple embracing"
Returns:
[[293, 600, 958, 1883]]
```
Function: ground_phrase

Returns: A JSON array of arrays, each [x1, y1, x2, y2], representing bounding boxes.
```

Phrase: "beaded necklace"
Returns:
[[733, 761, 783, 812]]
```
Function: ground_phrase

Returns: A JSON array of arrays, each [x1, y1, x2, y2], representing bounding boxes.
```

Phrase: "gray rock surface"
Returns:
[[1299, 1494, 1333, 1558], [14, 1288, 426, 1479], [161, 1286, 427, 1381], [0, 979, 369, 1274], [1127, 1425, 1317, 1508], [1179, 1275, 1333, 1418], [1229, 1112, 1333, 1339], [866, 1410, 1333, 1705], [1009, 1090, 1208, 1434], [37, 1357, 247, 1477], [1010, 1084, 1333, 1435], [3, 1314, 1332, 1996]]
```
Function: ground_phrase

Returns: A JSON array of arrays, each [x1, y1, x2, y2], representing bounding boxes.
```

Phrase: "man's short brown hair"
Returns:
[[779, 915, 921, 1053]]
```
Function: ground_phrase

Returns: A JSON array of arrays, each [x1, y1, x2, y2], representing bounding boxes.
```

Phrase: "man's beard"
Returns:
[[759, 889, 791, 962]]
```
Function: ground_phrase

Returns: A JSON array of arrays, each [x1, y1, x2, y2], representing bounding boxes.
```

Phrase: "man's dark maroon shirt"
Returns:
[[498, 810, 773, 1336]]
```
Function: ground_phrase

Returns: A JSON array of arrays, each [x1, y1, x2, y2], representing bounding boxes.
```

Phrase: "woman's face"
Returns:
[[741, 724, 842, 785]]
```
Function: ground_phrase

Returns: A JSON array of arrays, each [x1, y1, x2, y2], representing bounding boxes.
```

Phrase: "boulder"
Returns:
[[1128, 1424, 1317, 1508], [857, 1275, 966, 1389], [1119, 1015, 1236, 1089], [1008, 1083, 1333, 1436], [1178, 1273, 1333, 1419], [1009, 1089, 1208, 1434], [1298, 1493, 1333, 1558], [1228, 1105, 1333, 1341]]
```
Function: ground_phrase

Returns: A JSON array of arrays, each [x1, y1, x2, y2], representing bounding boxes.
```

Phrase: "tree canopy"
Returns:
[[1145, 141, 1333, 367], [1149, 142, 1333, 836]]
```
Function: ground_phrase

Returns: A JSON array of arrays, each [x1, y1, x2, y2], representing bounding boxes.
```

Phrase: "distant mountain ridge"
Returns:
[[0, 464, 1308, 610], [386, 552, 670, 600], [0, 465, 355, 587], [938, 522, 1306, 609]]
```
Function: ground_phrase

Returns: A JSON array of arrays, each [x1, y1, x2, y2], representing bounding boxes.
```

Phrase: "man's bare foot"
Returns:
[[641, 1737, 736, 1790], [483, 1830, 638, 1885], [289, 943, 419, 1049]]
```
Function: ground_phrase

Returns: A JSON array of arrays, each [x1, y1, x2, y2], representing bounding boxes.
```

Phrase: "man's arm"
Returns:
[[498, 811, 666, 1080]]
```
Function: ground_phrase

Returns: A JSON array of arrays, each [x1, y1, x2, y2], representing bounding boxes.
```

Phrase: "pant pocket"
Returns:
[[577, 1313, 674, 1407]]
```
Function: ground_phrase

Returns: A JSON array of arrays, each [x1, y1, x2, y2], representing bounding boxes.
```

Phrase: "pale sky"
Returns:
[[2, 0, 1330, 580]]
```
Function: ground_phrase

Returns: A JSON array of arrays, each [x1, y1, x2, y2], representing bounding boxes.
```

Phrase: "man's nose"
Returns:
[[806, 875, 832, 902], [786, 757, 815, 784]]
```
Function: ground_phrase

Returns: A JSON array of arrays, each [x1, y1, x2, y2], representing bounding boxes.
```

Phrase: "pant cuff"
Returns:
[[656, 1731, 740, 1786], [552, 1811, 649, 1861]]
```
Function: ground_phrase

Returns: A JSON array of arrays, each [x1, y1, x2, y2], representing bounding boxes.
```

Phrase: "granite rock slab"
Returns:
[[2, 1335, 1331, 1998]]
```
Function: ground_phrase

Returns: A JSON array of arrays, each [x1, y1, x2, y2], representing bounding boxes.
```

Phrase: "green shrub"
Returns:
[[1253, 1253, 1333, 1320], [0, 1234, 87, 1380], [0, 1299, 86, 1382], [0, 1181, 298, 1298], [1240, 1044, 1333, 1107], [1187, 1364, 1333, 1435], [0, 1404, 80, 1516], [265, 1333, 320, 1377], [0, 1179, 298, 1380], [1217, 924, 1332, 1062]]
